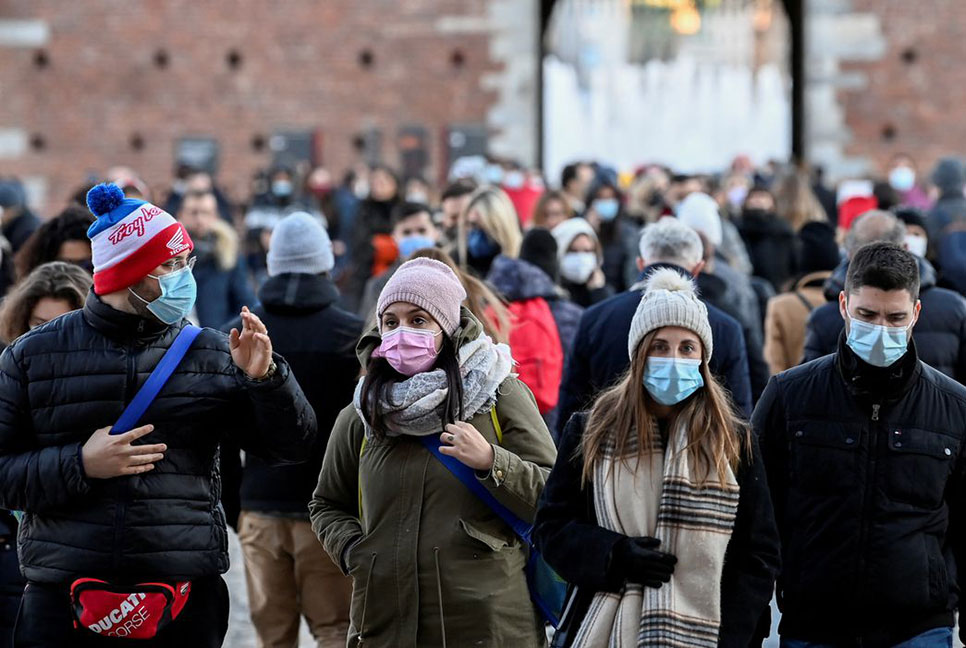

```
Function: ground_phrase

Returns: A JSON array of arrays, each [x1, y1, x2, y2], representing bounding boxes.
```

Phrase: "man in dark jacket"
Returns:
[[803, 210, 966, 383], [0, 178, 39, 254], [557, 218, 752, 440], [0, 184, 316, 647], [221, 212, 362, 647], [756, 242, 966, 646], [177, 190, 255, 328], [926, 157, 966, 240]]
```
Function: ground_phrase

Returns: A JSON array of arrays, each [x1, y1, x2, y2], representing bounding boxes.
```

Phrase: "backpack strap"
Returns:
[[358, 436, 368, 519], [420, 435, 531, 542], [110, 325, 202, 435], [490, 407, 503, 444], [793, 290, 816, 314]]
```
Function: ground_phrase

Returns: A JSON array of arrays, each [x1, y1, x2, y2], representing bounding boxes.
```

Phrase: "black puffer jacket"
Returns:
[[0, 293, 316, 584], [220, 273, 363, 526], [802, 257, 966, 382], [754, 336, 966, 646]]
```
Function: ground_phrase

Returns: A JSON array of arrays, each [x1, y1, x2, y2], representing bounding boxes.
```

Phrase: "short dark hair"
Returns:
[[440, 179, 476, 202], [561, 163, 580, 189], [845, 242, 920, 301], [391, 201, 432, 227]]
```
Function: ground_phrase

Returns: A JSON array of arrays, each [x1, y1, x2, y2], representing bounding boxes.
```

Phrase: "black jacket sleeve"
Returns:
[[719, 319, 753, 418], [945, 422, 966, 645], [218, 438, 242, 531], [0, 347, 91, 513], [226, 353, 317, 466], [752, 376, 789, 542], [533, 413, 626, 593], [718, 432, 782, 647], [556, 316, 593, 443]]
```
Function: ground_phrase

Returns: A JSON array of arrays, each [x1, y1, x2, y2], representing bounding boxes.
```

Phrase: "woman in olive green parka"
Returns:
[[309, 258, 557, 648]]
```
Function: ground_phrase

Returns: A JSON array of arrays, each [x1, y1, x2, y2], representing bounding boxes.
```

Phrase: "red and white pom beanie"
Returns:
[[86, 183, 194, 295]]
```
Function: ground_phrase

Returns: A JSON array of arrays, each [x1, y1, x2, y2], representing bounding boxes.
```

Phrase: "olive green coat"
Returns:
[[309, 312, 557, 647]]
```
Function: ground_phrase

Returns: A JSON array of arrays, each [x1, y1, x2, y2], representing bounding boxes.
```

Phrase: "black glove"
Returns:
[[608, 536, 677, 589]]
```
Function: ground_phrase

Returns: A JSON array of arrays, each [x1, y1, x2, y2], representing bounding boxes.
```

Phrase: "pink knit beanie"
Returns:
[[377, 258, 467, 335]]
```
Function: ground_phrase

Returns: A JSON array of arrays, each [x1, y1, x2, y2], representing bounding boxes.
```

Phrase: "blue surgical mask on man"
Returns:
[[398, 235, 436, 260], [845, 310, 913, 368], [593, 198, 619, 222], [643, 357, 705, 406], [129, 262, 198, 325], [272, 180, 293, 198]]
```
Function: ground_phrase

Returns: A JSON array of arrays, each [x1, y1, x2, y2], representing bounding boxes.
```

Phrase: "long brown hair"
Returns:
[[410, 247, 511, 344], [774, 170, 827, 232], [0, 261, 91, 344], [581, 331, 750, 486]]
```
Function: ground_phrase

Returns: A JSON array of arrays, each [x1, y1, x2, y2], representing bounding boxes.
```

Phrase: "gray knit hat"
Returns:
[[267, 212, 334, 277], [377, 258, 467, 335], [628, 268, 713, 361]]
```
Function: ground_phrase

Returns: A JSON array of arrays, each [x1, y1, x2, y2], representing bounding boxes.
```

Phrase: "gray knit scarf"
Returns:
[[353, 333, 513, 438]]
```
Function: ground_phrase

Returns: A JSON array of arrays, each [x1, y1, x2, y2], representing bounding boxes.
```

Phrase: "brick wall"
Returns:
[[0, 0, 505, 214], [836, 0, 966, 176]]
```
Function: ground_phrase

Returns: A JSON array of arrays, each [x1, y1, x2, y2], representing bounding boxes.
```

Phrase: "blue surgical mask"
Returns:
[[272, 180, 293, 198], [593, 198, 619, 222], [129, 264, 198, 325], [503, 171, 525, 189], [398, 235, 435, 259], [467, 228, 501, 260], [845, 312, 912, 368], [643, 357, 705, 406], [888, 166, 916, 193], [484, 164, 504, 185]]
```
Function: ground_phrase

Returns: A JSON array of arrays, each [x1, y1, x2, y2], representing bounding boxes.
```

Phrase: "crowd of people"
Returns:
[[0, 148, 963, 647]]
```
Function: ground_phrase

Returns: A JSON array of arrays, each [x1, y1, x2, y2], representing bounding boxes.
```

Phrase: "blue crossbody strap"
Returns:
[[419, 435, 532, 542], [110, 325, 203, 436]]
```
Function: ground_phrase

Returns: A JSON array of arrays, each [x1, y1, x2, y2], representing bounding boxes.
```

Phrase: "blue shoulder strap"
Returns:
[[110, 325, 203, 435], [419, 435, 532, 542]]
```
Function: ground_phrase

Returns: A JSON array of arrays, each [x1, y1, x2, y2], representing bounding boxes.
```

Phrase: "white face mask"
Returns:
[[559, 251, 598, 285], [905, 234, 928, 258]]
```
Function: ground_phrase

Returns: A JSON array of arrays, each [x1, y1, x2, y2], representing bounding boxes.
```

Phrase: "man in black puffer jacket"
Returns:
[[221, 213, 363, 646], [756, 242, 966, 647], [803, 210, 966, 382], [0, 184, 316, 647]]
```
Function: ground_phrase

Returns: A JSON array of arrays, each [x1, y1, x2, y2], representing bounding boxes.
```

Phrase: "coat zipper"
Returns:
[[112, 324, 143, 572], [855, 402, 881, 602]]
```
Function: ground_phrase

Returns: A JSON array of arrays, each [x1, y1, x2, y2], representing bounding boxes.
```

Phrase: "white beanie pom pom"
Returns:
[[644, 268, 696, 295]]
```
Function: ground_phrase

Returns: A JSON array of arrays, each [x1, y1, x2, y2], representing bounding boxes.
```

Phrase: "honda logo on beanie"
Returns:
[[86, 183, 194, 296]]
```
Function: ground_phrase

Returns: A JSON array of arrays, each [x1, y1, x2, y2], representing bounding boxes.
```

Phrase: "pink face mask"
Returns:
[[372, 326, 441, 376]]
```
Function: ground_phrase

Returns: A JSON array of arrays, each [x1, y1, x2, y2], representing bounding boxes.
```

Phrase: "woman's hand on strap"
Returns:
[[440, 422, 495, 471]]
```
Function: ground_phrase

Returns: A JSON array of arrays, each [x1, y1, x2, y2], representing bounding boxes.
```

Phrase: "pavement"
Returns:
[[224, 529, 348, 647], [223, 529, 961, 647]]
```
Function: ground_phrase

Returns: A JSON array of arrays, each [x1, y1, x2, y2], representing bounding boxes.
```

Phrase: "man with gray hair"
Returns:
[[557, 217, 753, 440], [803, 210, 966, 382]]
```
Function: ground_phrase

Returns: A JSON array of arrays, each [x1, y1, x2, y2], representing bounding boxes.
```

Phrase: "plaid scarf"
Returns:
[[573, 424, 740, 648]]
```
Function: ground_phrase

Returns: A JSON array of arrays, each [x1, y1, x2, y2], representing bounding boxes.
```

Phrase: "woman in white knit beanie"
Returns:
[[534, 267, 780, 648]]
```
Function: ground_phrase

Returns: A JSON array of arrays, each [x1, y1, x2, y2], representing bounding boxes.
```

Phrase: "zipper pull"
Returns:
[[872, 404, 880, 421], [137, 319, 145, 333]]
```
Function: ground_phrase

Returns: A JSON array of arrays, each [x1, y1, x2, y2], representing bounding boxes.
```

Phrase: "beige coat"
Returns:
[[763, 271, 832, 374]]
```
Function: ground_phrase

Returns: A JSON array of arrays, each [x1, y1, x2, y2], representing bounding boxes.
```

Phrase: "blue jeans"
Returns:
[[781, 627, 954, 648]]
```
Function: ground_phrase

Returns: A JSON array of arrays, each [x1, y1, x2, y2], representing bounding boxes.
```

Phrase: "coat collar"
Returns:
[[82, 291, 171, 345], [836, 331, 921, 406], [258, 273, 339, 315]]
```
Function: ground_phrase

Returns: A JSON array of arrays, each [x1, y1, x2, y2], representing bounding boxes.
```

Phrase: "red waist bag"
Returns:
[[70, 578, 191, 639]]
